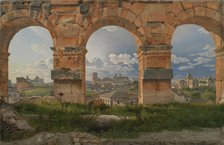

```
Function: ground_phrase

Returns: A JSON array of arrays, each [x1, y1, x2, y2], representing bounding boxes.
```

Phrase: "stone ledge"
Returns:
[[64, 47, 87, 54], [215, 47, 224, 54], [51, 69, 82, 80], [143, 68, 173, 80], [138, 45, 172, 54]]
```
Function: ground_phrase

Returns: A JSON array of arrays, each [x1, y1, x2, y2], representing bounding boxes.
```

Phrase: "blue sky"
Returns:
[[171, 25, 215, 80], [8, 24, 215, 83], [9, 27, 53, 83]]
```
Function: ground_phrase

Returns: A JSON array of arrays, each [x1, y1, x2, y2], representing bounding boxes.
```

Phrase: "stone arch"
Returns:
[[180, 16, 223, 47], [0, 9, 55, 101], [81, 15, 145, 103], [0, 9, 56, 52], [50, 6, 149, 105], [82, 16, 146, 47], [168, 16, 224, 49], [167, 5, 224, 104], [2, 0, 222, 105], [85, 24, 141, 104], [166, 5, 224, 46]]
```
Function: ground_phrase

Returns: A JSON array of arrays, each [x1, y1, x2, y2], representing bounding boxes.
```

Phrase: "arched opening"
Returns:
[[3, 26, 53, 102], [171, 24, 216, 104], [0, 9, 57, 102], [85, 26, 139, 105]]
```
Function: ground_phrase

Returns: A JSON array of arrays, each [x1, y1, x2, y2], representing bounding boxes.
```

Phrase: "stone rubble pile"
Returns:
[[0, 104, 35, 137], [36, 132, 100, 145], [1, 132, 101, 145], [82, 114, 129, 131]]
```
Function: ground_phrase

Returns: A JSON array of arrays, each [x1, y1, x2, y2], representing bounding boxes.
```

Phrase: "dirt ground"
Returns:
[[1, 128, 224, 145]]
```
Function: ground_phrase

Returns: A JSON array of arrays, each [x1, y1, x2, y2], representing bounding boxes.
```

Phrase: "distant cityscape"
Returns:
[[172, 73, 215, 89], [8, 73, 216, 105], [86, 72, 138, 106], [91, 72, 137, 88]]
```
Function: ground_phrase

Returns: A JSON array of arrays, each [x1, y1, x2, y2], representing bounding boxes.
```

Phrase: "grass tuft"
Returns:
[[7, 102, 224, 140]]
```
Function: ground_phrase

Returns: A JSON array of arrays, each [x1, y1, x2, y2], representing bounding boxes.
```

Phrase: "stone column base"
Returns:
[[139, 80, 172, 105], [138, 68, 173, 105], [51, 69, 85, 104], [54, 80, 84, 104]]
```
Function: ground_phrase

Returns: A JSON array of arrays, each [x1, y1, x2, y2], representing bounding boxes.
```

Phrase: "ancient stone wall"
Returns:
[[16, 77, 33, 91], [0, 0, 223, 104]]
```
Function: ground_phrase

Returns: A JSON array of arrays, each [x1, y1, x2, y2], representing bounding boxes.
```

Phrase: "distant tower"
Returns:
[[186, 73, 192, 79], [114, 74, 117, 79], [207, 76, 213, 88], [186, 73, 194, 88], [92, 72, 98, 85]]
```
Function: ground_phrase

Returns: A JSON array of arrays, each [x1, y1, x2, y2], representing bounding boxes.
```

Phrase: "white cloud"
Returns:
[[102, 26, 119, 32], [9, 58, 53, 83], [190, 44, 215, 58], [176, 44, 215, 71], [86, 57, 104, 68], [45, 57, 53, 65], [86, 53, 138, 80], [31, 43, 51, 56], [29, 26, 53, 41], [35, 59, 49, 70], [210, 68, 216, 72], [123, 65, 135, 72], [197, 28, 209, 35], [202, 44, 212, 50], [109, 53, 138, 65], [86, 54, 138, 81], [171, 54, 190, 64], [178, 64, 195, 71], [86, 63, 128, 80], [177, 55, 214, 71], [193, 57, 213, 65], [203, 64, 215, 68]]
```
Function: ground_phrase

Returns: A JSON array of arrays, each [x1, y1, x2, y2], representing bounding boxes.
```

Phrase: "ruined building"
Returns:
[[25, 76, 44, 85], [16, 77, 33, 91], [16, 76, 44, 91]]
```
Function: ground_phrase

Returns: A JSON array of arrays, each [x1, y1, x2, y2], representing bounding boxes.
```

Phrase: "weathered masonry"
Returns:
[[0, 0, 223, 104]]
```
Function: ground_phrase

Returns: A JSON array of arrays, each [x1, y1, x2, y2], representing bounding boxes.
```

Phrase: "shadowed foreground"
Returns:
[[1, 96, 224, 144], [1, 129, 224, 145]]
